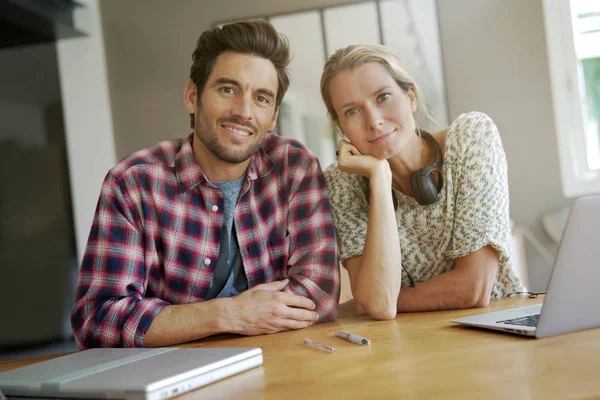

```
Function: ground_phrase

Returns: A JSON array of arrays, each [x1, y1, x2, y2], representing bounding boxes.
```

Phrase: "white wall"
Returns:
[[57, 0, 117, 259], [437, 0, 571, 291]]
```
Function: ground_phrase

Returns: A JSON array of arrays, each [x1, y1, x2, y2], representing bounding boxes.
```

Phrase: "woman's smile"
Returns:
[[368, 129, 397, 145]]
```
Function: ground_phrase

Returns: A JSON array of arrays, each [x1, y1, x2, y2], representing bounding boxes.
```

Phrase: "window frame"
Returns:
[[543, 0, 600, 198]]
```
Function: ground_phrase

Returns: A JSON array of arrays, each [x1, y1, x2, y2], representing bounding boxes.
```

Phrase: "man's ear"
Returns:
[[268, 106, 280, 132], [184, 80, 197, 113]]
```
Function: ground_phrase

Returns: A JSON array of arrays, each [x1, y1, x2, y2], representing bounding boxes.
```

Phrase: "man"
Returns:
[[71, 20, 340, 349]]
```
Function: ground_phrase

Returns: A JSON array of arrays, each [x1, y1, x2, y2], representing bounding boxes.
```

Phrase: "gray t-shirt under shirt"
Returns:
[[205, 177, 248, 298]]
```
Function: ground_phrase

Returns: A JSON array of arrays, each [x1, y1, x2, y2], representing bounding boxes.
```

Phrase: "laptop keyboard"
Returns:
[[497, 314, 540, 327]]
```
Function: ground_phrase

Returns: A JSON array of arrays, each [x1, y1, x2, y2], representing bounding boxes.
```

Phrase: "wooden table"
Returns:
[[2, 296, 599, 399]]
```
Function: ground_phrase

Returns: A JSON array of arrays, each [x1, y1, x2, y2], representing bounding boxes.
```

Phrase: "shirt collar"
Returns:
[[175, 133, 275, 192]]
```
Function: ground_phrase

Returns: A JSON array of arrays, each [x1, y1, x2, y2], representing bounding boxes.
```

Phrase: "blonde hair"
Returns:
[[320, 44, 433, 130]]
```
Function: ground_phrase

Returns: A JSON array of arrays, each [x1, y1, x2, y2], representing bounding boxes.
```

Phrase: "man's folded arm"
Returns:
[[71, 174, 169, 349], [283, 158, 340, 322]]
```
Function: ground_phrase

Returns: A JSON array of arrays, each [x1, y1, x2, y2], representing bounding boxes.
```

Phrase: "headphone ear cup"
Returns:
[[410, 130, 444, 205], [411, 166, 443, 205]]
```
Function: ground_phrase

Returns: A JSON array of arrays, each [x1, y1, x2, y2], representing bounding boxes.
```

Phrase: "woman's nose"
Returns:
[[365, 107, 384, 130]]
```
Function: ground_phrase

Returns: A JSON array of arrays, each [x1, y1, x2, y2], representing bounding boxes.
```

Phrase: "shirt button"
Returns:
[[211, 205, 219, 212], [204, 258, 211, 265]]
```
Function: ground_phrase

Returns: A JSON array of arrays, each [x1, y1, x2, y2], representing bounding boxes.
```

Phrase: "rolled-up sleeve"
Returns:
[[71, 174, 169, 349], [284, 155, 340, 322]]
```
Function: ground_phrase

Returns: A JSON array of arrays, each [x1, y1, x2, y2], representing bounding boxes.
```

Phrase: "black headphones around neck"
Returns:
[[410, 130, 444, 205]]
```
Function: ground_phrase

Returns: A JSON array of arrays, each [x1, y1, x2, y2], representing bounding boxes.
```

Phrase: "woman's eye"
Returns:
[[345, 108, 358, 117], [378, 93, 391, 102]]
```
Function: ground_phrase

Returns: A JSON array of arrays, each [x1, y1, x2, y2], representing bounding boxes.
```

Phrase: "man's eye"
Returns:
[[221, 87, 234, 94], [256, 95, 269, 103]]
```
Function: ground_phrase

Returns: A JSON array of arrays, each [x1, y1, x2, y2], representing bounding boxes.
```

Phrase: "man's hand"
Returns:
[[222, 279, 319, 335], [337, 140, 391, 181]]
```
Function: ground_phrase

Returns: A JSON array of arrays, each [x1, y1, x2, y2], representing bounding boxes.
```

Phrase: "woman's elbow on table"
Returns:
[[465, 277, 493, 308], [359, 298, 397, 320], [472, 290, 492, 308], [351, 282, 399, 320]]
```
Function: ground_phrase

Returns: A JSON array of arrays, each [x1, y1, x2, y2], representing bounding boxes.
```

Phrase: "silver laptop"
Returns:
[[451, 194, 600, 338], [0, 347, 262, 400]]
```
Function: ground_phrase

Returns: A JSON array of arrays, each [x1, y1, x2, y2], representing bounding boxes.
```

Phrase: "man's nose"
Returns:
[[230, 94, 253, 121]]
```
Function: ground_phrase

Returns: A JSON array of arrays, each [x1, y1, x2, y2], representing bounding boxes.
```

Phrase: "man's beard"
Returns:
[[194, 106, 265, 164]]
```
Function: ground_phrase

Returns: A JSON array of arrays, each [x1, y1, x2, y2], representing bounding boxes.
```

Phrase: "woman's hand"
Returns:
[[337, 140, 391, 182]]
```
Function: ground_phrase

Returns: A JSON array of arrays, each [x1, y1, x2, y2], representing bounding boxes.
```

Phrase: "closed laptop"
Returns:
[[0, 347, 263, 400]]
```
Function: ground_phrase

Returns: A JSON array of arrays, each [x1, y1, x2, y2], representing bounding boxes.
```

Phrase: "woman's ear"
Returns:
[[334, 122, 348, 141], [407, 87, 417, 113]]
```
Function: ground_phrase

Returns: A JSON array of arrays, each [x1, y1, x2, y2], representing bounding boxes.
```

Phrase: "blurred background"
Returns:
[[0, 0, 598, 358]]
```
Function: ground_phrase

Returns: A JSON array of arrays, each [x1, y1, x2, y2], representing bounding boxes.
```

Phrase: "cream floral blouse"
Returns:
[[324, 112, 523, 298]]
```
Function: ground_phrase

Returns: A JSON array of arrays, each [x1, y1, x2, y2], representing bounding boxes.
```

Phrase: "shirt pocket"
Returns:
[[267, 234, 290, 274]]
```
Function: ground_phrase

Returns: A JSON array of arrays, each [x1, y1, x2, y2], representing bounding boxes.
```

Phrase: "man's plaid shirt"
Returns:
[[72, 133, 340, 348]]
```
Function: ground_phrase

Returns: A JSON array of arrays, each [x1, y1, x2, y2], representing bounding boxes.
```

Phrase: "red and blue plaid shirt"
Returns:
[[72, 133, 340, 349]]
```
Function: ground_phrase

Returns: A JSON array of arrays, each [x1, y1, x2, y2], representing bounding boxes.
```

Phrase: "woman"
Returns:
[[321, 44, 523, 320]]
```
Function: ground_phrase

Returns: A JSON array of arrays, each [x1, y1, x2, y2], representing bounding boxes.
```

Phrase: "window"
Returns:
[[543, 0, 600, 197]]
